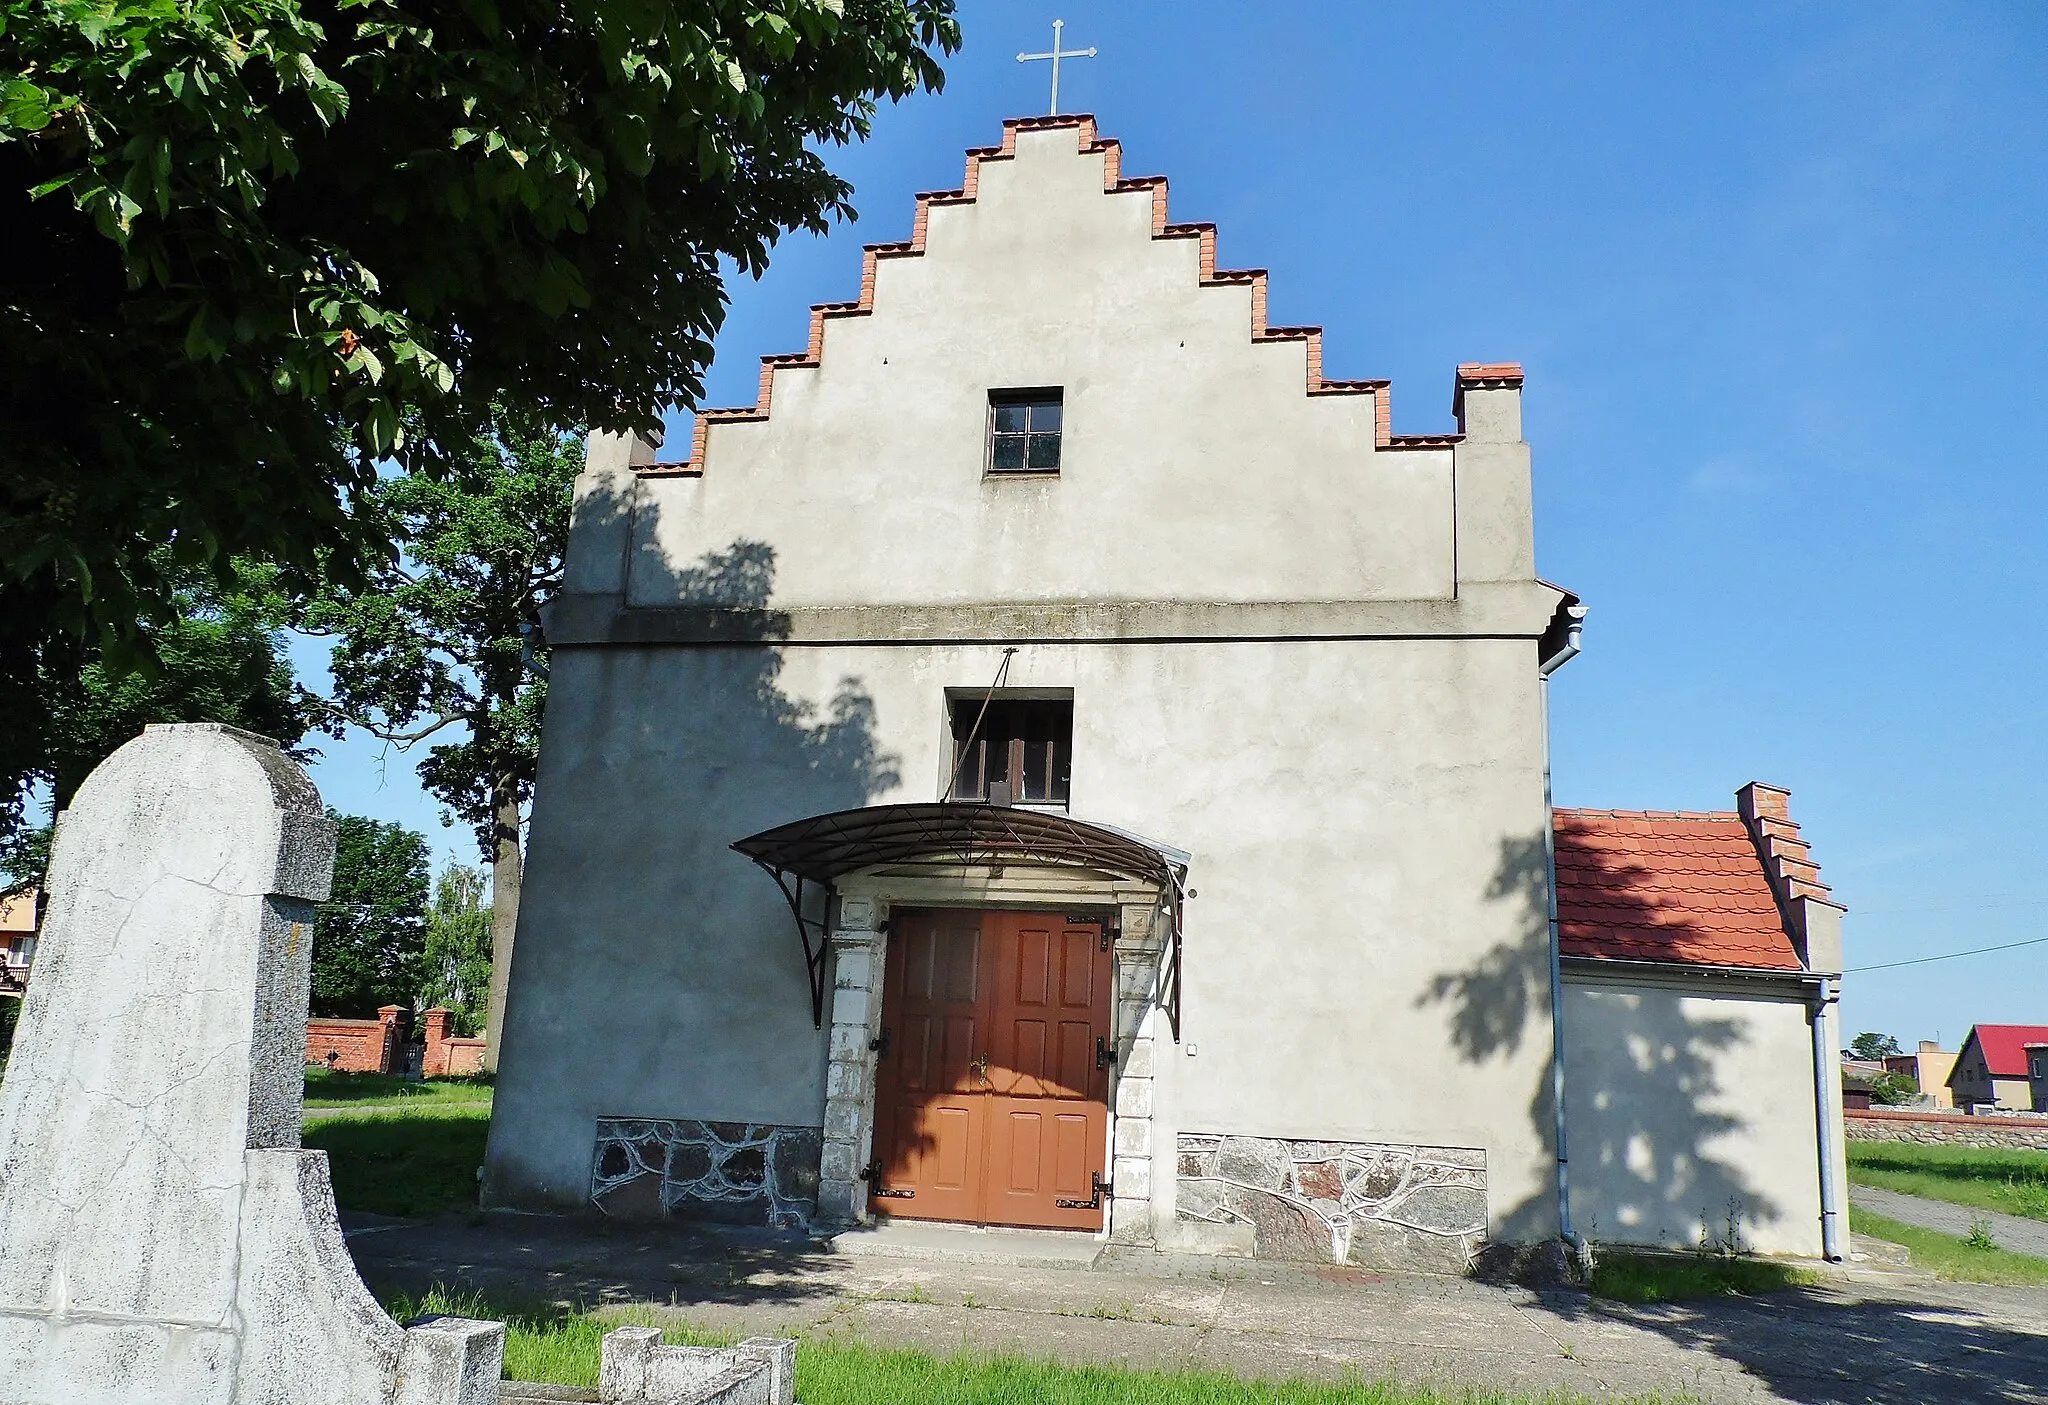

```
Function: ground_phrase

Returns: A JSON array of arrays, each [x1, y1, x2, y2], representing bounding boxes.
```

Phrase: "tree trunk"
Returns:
[[480, 779, 524, 1074]]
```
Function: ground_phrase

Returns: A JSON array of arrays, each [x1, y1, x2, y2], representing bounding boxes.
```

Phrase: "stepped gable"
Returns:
[[1552, 808, 1804, 971], [1735, 780, 1834, 913], [639, 115, 1465, 478]]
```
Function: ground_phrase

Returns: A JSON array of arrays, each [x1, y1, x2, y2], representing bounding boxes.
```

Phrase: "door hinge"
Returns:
[[861, 1162, 915, 1198], [1055, 1170, 1112, 1211], [1067, 915, 1117, 951], [1096, 1035, 1117, 1071], [869, 1026, 890, 1057]]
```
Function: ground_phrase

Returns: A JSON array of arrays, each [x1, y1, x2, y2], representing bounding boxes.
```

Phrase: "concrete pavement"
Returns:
[[347, 1214, 2048, 1404], [1852, 1184, 2048, 1261]]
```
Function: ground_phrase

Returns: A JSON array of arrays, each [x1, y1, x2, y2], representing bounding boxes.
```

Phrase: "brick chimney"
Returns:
[[1735, 782, 1843, 974]]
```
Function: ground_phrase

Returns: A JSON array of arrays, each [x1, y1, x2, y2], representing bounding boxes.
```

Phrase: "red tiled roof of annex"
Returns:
[[1552, 810, 1802, 971], [1960, 1025, 2048, 1078]]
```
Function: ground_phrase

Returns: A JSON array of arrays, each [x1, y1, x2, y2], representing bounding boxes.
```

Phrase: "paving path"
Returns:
[[347, 1214, 2048, 1404], [1852, 1183, 2048, 1259]]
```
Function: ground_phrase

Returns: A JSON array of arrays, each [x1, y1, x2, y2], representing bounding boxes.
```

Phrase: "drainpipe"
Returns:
[[1809, 974, 1845, 1261], [1538, 606, 1590, 1273]]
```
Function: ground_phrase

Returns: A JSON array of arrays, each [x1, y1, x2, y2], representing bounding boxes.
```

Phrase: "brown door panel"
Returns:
[[984, 1096, 1107, 1231], [1055, 1017, 1096, 1100], [875, 1098, 984, 1223], [871, 908, 1111, 1230]]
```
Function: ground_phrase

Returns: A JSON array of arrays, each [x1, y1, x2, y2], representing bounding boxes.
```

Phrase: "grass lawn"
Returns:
[[384, 1288, 1681, 1404], [304, 1068, 494, 1108], [1849, 1207, 2048, 1287], [1845, 1140, 2048, 1223], [304, 1105, 490, 1216], [1585, 1250, 1814, 1304]]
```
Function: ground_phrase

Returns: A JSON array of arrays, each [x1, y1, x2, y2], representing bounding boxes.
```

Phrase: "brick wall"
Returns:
[[305, 1006, 487, 1079], [1846, 1107, 2048, 1152], [419, 1007, 486, 1078], [304, 1005, 407, 1074]]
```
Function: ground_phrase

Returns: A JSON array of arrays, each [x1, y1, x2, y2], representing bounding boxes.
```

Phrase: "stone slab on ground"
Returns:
[[826, 1220, 1103, 1267], [347, 1212, 2048, 1404], [1852, 1184, 2048, 1260]]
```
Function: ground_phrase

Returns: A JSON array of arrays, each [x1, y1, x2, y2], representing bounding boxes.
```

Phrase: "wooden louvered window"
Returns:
[[950, 698, 1072, 807]]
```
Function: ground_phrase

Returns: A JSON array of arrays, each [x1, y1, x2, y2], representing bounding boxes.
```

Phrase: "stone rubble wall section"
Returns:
[[1176, 1133, 1487, 1272], [1846, 1110, 2048, 1152], [590, 1118, 821, 1228]]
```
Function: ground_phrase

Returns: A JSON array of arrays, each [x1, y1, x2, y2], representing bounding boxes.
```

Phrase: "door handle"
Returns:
[[970, 1053, 990, 1084]]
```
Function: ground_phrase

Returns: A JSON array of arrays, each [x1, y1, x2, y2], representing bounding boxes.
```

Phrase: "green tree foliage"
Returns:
[[0, 558, 307, 888], [302, 408, 573, 1060], [0, 0, 959, 831], [419, 864, 492, 1036], [1851, 1032, 1907, 1061], [1870, 1070, 1919, 1106], [314, 810, 430, 1017], [0, 995, 19, 1071]]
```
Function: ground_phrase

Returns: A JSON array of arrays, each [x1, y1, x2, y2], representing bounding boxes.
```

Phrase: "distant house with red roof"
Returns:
[[1947, 1025, 2048, 1111], [1551, 781, 1848, 1258]]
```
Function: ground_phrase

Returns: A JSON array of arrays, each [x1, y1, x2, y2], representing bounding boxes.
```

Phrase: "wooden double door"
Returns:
[[869, 909, 1114, 1230]]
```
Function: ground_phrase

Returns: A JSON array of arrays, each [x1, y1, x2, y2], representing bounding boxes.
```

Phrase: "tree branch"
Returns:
[[304, 694, 466, 746]]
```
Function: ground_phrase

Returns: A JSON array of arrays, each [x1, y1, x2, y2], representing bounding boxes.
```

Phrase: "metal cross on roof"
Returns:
[[1017, 19, 1097, 117]]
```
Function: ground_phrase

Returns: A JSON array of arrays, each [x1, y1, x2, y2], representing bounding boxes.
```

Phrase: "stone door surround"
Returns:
[[815, 863, 1169, 1238]]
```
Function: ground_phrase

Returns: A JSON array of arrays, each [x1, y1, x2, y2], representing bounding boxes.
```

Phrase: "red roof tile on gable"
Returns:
[[1961, 1025, 2048, 1078], [1553, 809, 1803, 971]]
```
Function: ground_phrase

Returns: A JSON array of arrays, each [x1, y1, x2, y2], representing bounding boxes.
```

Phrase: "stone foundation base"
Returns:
[[1175, 1133, 1487, 1270], [591, 1118, 820, 1228]]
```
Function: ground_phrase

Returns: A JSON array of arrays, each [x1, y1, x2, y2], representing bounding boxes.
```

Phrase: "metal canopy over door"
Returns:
[[870, 908, 1112, 1230]]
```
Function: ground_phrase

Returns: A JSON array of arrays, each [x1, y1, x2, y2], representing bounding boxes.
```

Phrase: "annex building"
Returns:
[[484, 117, 1850, 1268]]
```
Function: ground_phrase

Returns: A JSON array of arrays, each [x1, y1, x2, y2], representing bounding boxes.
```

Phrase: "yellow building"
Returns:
[[1885, 1041, 1956, 1110]]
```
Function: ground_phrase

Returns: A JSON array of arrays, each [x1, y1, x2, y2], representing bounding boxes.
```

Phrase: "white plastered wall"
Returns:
[[488, 120, 1563, 1244], [632, 125, 1460, 610], [489, 635, 1561, 1242], [1562, 973, 1828, 1257]]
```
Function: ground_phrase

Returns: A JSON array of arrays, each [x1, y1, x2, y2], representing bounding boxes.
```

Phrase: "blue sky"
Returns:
[[299, 2, 2048, 1051]]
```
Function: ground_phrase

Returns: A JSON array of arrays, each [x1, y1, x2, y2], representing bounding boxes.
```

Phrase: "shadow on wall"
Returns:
[[1419, 833, 1777, 1249], [488, 480, 904, 1216], [633, 534, 903, 813]]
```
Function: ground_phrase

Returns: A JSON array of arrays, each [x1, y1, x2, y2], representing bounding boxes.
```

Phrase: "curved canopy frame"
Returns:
[[732, 802, 1190, 1035]]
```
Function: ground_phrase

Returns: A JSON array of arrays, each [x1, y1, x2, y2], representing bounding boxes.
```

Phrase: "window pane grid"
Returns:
[[988, 391, 1062, 475]]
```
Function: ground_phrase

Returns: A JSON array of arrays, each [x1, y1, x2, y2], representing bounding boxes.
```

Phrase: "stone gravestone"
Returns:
[[0, 723, 503, 1404]]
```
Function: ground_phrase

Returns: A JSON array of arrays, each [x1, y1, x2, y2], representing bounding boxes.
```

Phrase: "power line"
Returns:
[[1847, 934, 2048, 974]]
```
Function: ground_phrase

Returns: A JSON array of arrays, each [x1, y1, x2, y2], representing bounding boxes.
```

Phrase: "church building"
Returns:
[[483, 117, 1849, 1269]]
